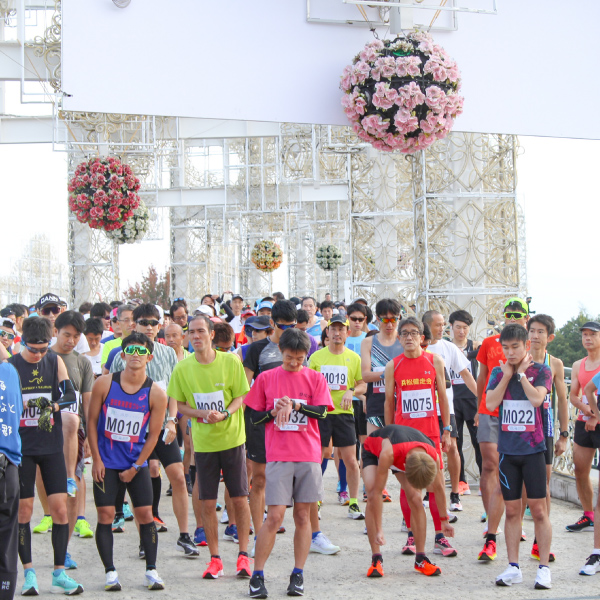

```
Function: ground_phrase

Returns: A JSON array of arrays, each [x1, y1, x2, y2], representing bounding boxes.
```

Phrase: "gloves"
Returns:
[[27, 397, 54, 432]]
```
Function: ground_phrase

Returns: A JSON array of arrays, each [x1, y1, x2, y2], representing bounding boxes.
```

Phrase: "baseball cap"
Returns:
[[580, 321, 600, 333], [352, 297, 368, 306], [245, 316, 272, 330], [241, 309, 256, 318], [0, 307, 15, 319], [257, 301, 273, 311], [503, 297, 528, 314], [232, 294, 244, 301], [194, 305, 215, 317], [327, 315, 350, 326], [59, 297, 68, 307], [36, 292, 61, 309], [0, 318, 15, 331]]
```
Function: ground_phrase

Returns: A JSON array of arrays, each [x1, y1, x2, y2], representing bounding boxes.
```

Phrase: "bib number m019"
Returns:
[[502, 400, 535, 432], [321, 366, 348, 391]]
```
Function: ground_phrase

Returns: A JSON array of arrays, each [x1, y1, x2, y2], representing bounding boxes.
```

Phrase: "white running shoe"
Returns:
[[220, 508, 229, 524], [105, 570, 121, 591], [145, 569, 165, 590], [580, 553, 600, 576], [310, 532, 340, 555], [534, 566, 551, 589], [495, 565, 522, 586]]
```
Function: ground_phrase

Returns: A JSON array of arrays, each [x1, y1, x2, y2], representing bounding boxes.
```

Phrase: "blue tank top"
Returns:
[[98, 372, 153, 470]]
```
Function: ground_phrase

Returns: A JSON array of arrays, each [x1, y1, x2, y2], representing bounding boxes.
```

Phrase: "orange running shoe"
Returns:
[[478, 539, 497, 562], [153, 516, 167, 532], [414, 556, 441, 576], [236, 554, 252, 578], [203, 556, 224, 579], [382, 488, 392, 503], [530, 543, 555, 562], [457, 481, 471, 496], [367, 556, 384, 578]]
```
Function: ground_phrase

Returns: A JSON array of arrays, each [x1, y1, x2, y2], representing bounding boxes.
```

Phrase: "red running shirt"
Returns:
[[477, 334, 504, 417]]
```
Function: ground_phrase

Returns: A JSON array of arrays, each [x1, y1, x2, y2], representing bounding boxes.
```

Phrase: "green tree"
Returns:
[[547, 311, 598, 369], [124, 265, 170, 307]]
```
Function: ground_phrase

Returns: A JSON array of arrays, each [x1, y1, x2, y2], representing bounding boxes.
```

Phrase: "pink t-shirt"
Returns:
[[244, 366, 334, 463]]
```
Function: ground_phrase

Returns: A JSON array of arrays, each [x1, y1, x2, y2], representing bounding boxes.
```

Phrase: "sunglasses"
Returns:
[[214, 346, 232, 352], [349, 316, 365, 322], [137, 319, 160, 327], [41, 306, 60, 316], [123, 345, 152, 356], [111, 317, 118, 323], [275, 323, 296, 330], [23, 342, 49, 354], [379, 317, 399, 324], [102, 315, 111, 321], [0, 331, 15, 340], [173, 297, 185, 302], [504, 312, 526, 320]]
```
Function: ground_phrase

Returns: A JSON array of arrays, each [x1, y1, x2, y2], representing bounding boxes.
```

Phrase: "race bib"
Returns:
[[275, 399, 308, 432], [543, 393, 550, 410], [373, 367, 385, 394], [321, 365, 348, 391], [20, 393, 53, 428], [502, 400, 535, 432], [579, 395, 591, 421], [105, 406, 144, 442], [193, 391, 225, 423], [401, 389, 435, 419], [62, 391, 80, 415]]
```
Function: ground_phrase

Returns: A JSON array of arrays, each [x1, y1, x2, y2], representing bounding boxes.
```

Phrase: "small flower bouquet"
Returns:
[[68, 157, 141, 232], [316, 245, 343, 271], [251, 240, 283, 272], [106, 200, 149, 244], [341, 31, 463, 153]]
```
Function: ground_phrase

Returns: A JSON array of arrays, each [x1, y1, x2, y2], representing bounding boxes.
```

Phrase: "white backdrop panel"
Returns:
[[62, 0, 600, 139]]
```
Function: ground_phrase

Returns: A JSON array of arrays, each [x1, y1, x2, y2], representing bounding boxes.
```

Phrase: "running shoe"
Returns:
[[145, 569, 165, 590], [220, 508, 229, 524], [248, 573, 267, 598], [74, 519, 93, 539], [216, 502, 222, 511], [104, 570, 121, 592], [520, 529, 526, 542], [530, 542, 555, 562], [457, 481, 470, 495], [166, 484, 173, 497], [495, 565, 522, 586], [194, 526, 208, 547], [414, 556, 441, 576], [401, 519, 409, 533], [111, 517, 125, 533], [524, 506, 532, 520], [566, 514, 594, 532], [347, 503, 365, 520], [250, 536, 257, 558], [51, 570, 84, 595], [449, 493, 462, 512], [223, 524, 239, 543], [153, 516, 168, 532], [64, 552, 77, 570], [448, 514, 458, 524], [366, 556, 384, 578], [382, 488, 392, 503], [203, 556, 224, 579], [66, 478, 78, 498], [482, 524, 502, 537], [236, 554, 252, 578], [287, 572, 304, 595], [434, 537, 457, 557], [422, 492, 429, 509], [277, 525, 286, 534], [138, 544, 145, 559], [123, 503, 134, 522], [478, 539, 497, 562], [481, 511, 487, 523], [534, 566, 551, 589], [310, 532, 340, 555], [187, 481, 193, 496], [580, 553, 600, 576], [33, 515, 52, 534], [363, 491, 368, 502], [338, 491, 350, 505], [177, 533, 200, 558], [21, 570, 39, 596], [401, 536, 416, 555]]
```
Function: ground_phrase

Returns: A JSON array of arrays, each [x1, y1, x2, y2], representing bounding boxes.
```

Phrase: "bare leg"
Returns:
[[504, 499, 522, 564], [253, 505, 285, 570], [574, 444, 595, 512], [446, 438, 461, 495], [165, 462, 188, 534], [248, 461, 266, 535]]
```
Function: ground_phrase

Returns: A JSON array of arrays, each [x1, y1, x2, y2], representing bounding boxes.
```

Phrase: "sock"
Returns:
[[400, 489, 411, 529], [428, 492, 442, 531], [189, 465, 196, 488], [151, 476, 161, 518], [95, 523, 114, 571], [407, 530, 413, 537], [321, 458, 328, 476], [435, 532, 444, 542], [349, 498, 357, 506], [593, 548, 600, 555], [292, 567, 303, 575], [372, 553, 382, 564], [140, 521, 158, 571], [211, 554, 221, 559], [53, 569, 64, 577], [77, 516, 85, 521], [509, 562, 519, 568], [486, 533, 497, 543], [585, 511, 595, 521], [51, 523, 69, 568], [338, 459, 347, 493], [239, 551, 248, 557], [312, 531, 320, 540], [253, 570, 264, 578], [539, 564, 548, 569], [416, 552, 426, 563], [18, 523, 32, 565]]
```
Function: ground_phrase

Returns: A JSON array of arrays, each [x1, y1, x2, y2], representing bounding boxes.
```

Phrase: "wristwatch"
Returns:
[[443, 425, 453, 433], [560, 430, 569, 438], [516, 372, 524, 382], [132, 463, 141, 472], [166, 416, 178, 424], [221, 409, 231, 420]]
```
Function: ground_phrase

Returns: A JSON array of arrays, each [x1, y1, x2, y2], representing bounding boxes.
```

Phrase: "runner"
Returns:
[[244, 328, 334, 598], [476, 298, 529, 561], [384, 316, 456, 562], [100, 304, 135, 371], [9, 317, 84, 595], [168, 313, 251, 580], [363, 425, 454, 578], [485, 324, 552, 589], [82, 318, 104, 378], [319, 301, 335, 332], [301, 297, 321, 338], [0, 318, 17, 357], [87, 332, 168, 591], [295, 311, 319, 356]]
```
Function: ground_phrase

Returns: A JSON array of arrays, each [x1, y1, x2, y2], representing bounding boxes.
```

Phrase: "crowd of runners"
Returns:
[[1, 291, 600, 598]]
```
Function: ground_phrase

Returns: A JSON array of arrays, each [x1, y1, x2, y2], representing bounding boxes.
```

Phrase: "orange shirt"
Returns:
[[476, 334, 504, 417]]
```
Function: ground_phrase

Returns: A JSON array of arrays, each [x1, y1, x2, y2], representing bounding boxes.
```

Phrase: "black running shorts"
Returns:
[[573, 419, 600, 449], [319, 413, 357, 448], [195, 443, 249, 500], [499, 452, 546, 501], [149, 430, 183, 468], [93, 466, 153, 508], [19, 452, 67, 499]]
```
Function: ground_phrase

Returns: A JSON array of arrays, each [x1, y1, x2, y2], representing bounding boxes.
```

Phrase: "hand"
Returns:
[[28, 397, 52, 410], [92, 458, 105, 483], [581, 404, 594, 418], [585, 415, 598, 432], [517, 353, 533, 374], [205, 410, 225, 424], [442, 522, 455, 538], [499, 360, 513, 378], [341, 391, 353, 411], [275, 396, 292, 411], [119, 467, 136, 483], [554, 435, 567, 456], [163, 420, 177, 444], [474, 413, 479, 428], [275, 401, 293, 429], [441, 430, 450, 453], [375, 530, 386, 546]]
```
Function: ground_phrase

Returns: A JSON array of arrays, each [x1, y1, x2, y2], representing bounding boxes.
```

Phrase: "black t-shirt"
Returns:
[[243, 338, 283, 380], [10, 352, 62, 456], [450, 339, 479, 401]]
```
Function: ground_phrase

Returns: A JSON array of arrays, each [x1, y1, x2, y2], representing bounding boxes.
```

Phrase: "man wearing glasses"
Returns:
[[476, 297, 529, 562], [88, 332, 168, 591], [9, 317, 84, 595], [109, 304, 197, 558], [0, 318, 17, 357], [89, 303, 113, 340], [101, 304, 135, 372]]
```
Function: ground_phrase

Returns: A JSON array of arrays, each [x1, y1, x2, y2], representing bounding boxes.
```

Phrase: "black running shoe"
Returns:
[[249, 573, 268, 599], [166, 485, 173, 497], [286, 572, 304, 596], [176, 533, 200, 558], [566, 514, 594, 533], [138, 543, 145, 559]]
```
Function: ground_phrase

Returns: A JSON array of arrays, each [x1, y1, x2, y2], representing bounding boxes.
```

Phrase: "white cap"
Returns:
[[155, 305, 164, 325], [194, 305, 215, 317]]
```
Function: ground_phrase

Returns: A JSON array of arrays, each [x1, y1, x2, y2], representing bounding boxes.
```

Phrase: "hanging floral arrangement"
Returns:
[[316, 245, 343, 271], [251, 240, 283, 272], [340, 30, 463, 153], [68, 156, 141, 232], [106, 200, 149, 244]]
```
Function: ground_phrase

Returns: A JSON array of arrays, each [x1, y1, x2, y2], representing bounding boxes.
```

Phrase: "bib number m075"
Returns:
[[401, 389, 434, 419]]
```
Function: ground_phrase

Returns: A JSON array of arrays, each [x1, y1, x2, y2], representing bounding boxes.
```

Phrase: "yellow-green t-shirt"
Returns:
[[309, 347, 362, 415], [101, 337, 123, 366], [167, 351, 250, 452]]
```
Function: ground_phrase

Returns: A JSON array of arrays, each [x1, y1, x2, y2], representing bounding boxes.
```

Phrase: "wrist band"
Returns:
[[222, 409, 231, 419], [439, 515, 449, 521]]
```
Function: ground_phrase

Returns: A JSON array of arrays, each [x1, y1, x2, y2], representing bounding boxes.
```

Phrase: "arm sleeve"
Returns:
[[57, 379, 77, 409], [250, 410, 274, 425], [298, 403, 327, 419], [220, 302, 235, 322]]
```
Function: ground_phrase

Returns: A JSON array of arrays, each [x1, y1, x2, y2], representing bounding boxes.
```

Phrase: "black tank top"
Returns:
[[10, 352, 62, 456]]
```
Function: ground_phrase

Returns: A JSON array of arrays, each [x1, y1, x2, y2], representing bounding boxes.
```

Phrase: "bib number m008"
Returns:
[[193, 391, 225, 423]]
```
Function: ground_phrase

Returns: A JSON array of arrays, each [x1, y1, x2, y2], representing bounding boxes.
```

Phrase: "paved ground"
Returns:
[[18, 466, 600, 600]]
